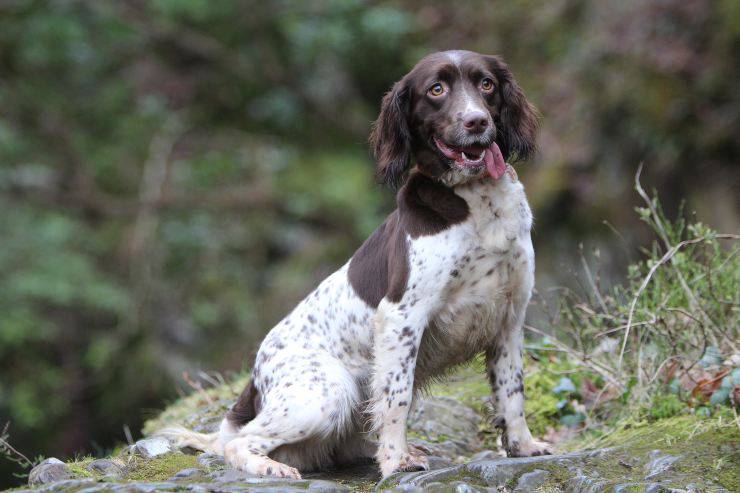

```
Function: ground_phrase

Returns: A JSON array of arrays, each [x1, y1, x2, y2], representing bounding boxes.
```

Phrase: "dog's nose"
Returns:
[[463, 111, 490, 134]]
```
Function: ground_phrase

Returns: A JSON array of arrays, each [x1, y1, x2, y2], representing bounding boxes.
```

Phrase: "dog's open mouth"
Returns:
[[433, 137, 507, 180]]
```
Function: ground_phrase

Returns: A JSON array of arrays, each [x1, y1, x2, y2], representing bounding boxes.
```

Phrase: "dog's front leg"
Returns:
[[485, 323, 552, 457], [371, 299, 429, 478]]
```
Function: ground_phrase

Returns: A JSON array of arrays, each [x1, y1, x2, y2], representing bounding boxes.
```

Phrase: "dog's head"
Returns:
[[370, 50, 539, 188]]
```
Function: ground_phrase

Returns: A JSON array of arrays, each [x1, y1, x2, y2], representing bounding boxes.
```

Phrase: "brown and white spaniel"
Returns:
[[162, 49, 550, 480]]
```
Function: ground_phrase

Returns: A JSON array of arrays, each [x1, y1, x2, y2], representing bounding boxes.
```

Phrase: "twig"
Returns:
[[0, 423, 34, 469], [647, 355, 684, 385], [123, 424, 134, 446], [524, 325, 621, 388], [182, 372, 214, 405], [618, 235, 709, 369], [692, 369, 731, 394], [634, 165, 727, 338], [595, 319, 656, 337], [617, 229, 738, 370], [579, 244, 609, 314]]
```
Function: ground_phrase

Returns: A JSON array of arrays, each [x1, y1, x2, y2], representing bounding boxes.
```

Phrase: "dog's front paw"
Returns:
[[505, 437, 553, 458], [378, 448, 429, 478]]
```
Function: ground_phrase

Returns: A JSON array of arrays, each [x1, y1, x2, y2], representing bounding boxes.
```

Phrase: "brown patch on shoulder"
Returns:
[[348, 172, 469, 307], [226, 378, 260, 427], [348, 210, 408, 307]]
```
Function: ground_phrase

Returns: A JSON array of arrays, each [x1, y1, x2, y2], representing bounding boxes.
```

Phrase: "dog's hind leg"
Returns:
[[224, 433, 302, 479], [225, 359, 360, 477]]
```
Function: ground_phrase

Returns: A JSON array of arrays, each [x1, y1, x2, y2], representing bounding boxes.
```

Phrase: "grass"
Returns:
[[142, 373, 250, 436], [524, 168, 738, 431]]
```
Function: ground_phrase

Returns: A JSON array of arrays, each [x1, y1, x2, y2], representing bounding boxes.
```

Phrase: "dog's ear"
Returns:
[[369, 80, 411, 189], [486, 56, 540, 162]]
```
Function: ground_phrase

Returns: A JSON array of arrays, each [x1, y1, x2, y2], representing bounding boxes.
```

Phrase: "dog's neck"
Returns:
[[411, 163, 488, 188]]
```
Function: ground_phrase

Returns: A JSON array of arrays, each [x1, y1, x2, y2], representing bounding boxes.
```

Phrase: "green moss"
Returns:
[[66, 457, 94, 478], [522, 366, 564, 436], [482, 413, 739, 492], [648, 393, 686, 420], [539, 462, 573, 488], [123, 453, 201, 482], [566, 413, 738, 490], [427, 360, 490, 411]]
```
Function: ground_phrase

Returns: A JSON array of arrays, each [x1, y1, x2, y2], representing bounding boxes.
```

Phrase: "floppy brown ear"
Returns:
[[487, 56, 540, 162], [369, 80, 411, 189]]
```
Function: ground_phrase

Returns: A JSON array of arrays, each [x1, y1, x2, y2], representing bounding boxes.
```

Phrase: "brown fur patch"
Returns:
[[399, 172, 469, 238], [226, 378, 260, 427], [348, 173, 469, 307], [348, 210, 408, 307]]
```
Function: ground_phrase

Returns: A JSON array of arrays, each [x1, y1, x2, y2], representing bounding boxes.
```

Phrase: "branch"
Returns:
[[0, 423, 34, 469], [634, 165, 719, 336], [524, 324, 622, 388]]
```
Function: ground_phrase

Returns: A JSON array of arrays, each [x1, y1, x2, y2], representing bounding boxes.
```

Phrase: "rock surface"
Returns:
[[28, 458, 72, 486], [407, 396, 482, 456], [131, 437, 173, 458], [16, 370, 738, 493], [376, 447, 732, 492], [85, 458, 126, 479]]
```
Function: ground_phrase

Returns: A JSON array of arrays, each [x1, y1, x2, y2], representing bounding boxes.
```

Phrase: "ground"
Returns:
[[13, 364, 739, 492]]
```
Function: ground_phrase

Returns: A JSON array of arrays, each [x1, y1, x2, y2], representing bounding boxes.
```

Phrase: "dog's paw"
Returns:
[[506, 438, 553, 458], [260, 459, 302, 479], [379, 449, 429, 478], [407, 442, 432, 455]]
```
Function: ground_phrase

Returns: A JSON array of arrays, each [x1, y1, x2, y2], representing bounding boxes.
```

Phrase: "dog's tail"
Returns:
[[157, 426, 222, 454], [156, 378, 260, 455]]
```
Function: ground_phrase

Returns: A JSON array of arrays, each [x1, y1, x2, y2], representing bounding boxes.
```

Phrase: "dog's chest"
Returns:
[[447, 176, 533, 294], [418, 177, 534, 370]]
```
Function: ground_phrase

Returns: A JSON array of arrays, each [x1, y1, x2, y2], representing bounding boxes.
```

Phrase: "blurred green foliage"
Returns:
[[0, 0, 738, 484]]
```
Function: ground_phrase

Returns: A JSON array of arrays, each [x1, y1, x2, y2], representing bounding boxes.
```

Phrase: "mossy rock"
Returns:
[[379, 414, 738, 492], [18, 366, 739, 492]]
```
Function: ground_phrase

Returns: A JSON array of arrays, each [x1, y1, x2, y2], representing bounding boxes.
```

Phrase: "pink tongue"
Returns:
[[484, 142, 507, 180]]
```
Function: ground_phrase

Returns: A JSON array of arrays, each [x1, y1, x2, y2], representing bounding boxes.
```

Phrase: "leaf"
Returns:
[[709, 387, 730, 406], [699, 346, 723, 368], [553, 377, 576, 394], [560, 412, 586, 428], [668, 378, 681, 395]]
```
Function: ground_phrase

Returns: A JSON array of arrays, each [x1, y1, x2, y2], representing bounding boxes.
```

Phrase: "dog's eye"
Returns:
[[428, 83, 445, 97], [481, 78, 494, 91]]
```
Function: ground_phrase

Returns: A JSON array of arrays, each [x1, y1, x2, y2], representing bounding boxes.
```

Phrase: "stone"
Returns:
[[407, 397, 482, 454], [85, 458, 125, 479], [306, 479, 350, 492], [514, 469, 549, 492], [409, 438, 468, 461], [417, 481, 489, 492], [209, 467, 312, 487], [28, 458, 72, 486], [197, 452, 226, 469], [469, 450, 498, 461], [131, 437, 172, 458], [170, 467, 205, 480], [427, 456, 456, 471], [18, 479, 99, 493], [377, 449, 615, 491], [644, 450, 681, 480]]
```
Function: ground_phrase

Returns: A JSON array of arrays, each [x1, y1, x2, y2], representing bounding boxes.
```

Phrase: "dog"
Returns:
[[162, 49, 551, 479]]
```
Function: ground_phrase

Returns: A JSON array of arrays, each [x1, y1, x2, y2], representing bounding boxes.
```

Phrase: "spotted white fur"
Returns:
[[161, 172, 549, 478]]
